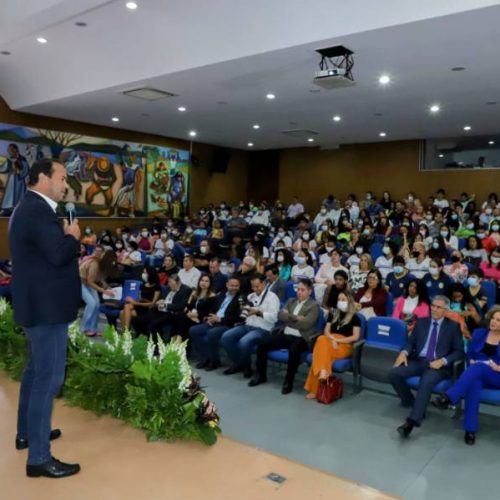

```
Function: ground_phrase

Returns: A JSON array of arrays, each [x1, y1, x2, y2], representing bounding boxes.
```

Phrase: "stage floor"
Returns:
[[0, 374, 395, 500]]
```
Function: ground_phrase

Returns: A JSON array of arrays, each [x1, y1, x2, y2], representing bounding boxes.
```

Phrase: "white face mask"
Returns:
[[432, 242, 439, 249], [295, 256, 306, 265], [85, 228, 92, 235], [337, 301, 348, 312], [320, 209, 327, 215], [186, 227, 193, 233], [440, 231, 449, 238], [302, 233, 310, 241], [200, 246, 208, 254], [492, 224, 500, 232], [382, 246, 391, 255], [278, 231, 285, 237], [276, 255, 284, 263], [429, 267, 439, 276], [485, 208, 493, 215], [141, 231, 148, 238], [321, 225, 328, 231], [492, 256, 500, 265], [115, 243, 123, 250], [355, 247, 363, 255], [141, 273, 148, 282], [466, 223, 475, 230]]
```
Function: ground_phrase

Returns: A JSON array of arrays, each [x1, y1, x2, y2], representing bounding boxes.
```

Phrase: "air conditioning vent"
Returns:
[[123, 87, 176, 101], [280, 129, 319, 138]]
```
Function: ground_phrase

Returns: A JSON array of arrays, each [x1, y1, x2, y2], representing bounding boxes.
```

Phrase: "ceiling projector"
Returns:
[[312, 45, 356, 89]]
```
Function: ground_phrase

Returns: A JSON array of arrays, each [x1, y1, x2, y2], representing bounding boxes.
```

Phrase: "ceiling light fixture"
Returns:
[[266, 93, 276, 100], [430, 104, 440, 113], [332, 115, 341, 122], [379, 74, 391, 85], [489, 140, 495, 145], [75, 22, 87, 27], [438, 154, 444, 158], [252, 124, 260, 129], [111, 117, 120, 122], [177, 106, 186, 112], [463, 125, 471, 131], [451, 67, 466, 71], [189, 130, 197, 137], [379, 132, 387, 137], [0, 51, 11, 55], [126, 2, 138, 10], [37, 37, 48, 44], [247, 142, 254, 147], [307, 138, 315, 143]]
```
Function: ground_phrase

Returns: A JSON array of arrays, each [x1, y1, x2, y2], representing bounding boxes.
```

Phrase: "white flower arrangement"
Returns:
[[146, 337, 156, 363], [166, 339, 192, 392], [121, 329, 133, 357], [0, 297, 8, 317]]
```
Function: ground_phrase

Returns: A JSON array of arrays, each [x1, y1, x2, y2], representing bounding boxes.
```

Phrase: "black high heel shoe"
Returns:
[[464, 432, 476, 445]]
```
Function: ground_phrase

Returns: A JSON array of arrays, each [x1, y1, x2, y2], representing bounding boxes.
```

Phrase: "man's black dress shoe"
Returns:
[[397, 421, 414, 438], [16, 429, 62, 450], [223, 365, 242, 375], [281, 382, 293, 395], [243, 367, 253, 379], [464, 432, 476, 445], [205, 361, 221, 372], [432, 394, 452, 410], [248, 377, 267, 387], [26, 456, 80, 478]]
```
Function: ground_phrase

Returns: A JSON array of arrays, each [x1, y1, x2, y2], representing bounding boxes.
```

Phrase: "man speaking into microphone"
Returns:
[[9, 159, 82, 478]]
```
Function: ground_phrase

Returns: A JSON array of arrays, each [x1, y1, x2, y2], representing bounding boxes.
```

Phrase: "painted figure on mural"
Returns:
[[0, 143, 30, 215], [114, 161, 142, 217], [84, 155, 117, 214]]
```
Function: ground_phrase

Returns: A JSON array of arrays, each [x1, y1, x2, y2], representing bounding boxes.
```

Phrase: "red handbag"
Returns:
[[317, 376, 343, 405]]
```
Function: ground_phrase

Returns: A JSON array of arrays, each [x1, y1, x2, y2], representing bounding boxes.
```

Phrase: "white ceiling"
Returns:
[[1, 0, 500, 150]]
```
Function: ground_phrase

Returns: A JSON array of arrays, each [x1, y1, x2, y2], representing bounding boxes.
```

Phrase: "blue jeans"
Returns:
[[220, 324, 267, 369], [17, 324, 68, 465], [447, 362, 500, 432], [189, 323, 229, 363], [81, 283, 100, 333]]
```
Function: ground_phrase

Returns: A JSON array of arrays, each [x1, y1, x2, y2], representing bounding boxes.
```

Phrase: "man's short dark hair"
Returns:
[[298, 278, 313, 289], [28, 158, 56, 187], [184, 254, 194, 263], [334, 270, 348, 281], [250, 273, 265, 283], [210, 257, 220, 264], [264, 264, 279, 275], [469, 268, 484, 278]]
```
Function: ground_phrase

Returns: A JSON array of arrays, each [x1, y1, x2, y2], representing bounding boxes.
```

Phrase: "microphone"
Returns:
[[65, 202, 75, 224]]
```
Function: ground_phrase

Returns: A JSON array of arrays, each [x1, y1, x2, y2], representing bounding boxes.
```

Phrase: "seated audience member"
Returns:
[[482, 222, 500, 253], [462, 235, 488, 268], [359, 223, 375, 248], [354, 269, 388, 318], [375, 241, 396, 280], [386, 256, 415, 299], [264, 265, 287, 303], [443, 250, 469, 283], [290, 250, 315, 282], [447, 283, 481, 337], [178, 254, 202, 289], [274, 248, 294, 281], [232, 256, 257, 297], [272, 226, 293, 250], [427, 236, 448, 262], [146, 229, 172, 266], [314, 249, 348, 305], [317, 236, 337, 265], [389, 296, 463, 438], [392, 278, 430, 332], [467, 268, 489, 315], [131, 274, 191, 341], [210, 219, 225, 241], [179, 224, 195, 248], [192, 239, 214, 272], [439, 224, 459, 251], [406, 242, 431, 279], [79, 248, 116, 337], [172, 274, 216, 341], [119, 267, 161, 330], [349, 253, 373, 293], [286, 196, 305, 227], [374, 214, 392, 238], [221, 274, 280, 378], [208, 257, 228, 294], [292, 227, 317, 254], [322, 270, 349, 311], [313, 205, 331, 232], [433, 305, 500, 445], [304, 291, 361, 399], [479, 246, 500, 284], [246, 246, 265, 274], [422, 258, 453, 300], [315, 219, 336, 245], [433, 188, 450, 210], [136, 228, 152, 253], [190, 277, 242, 370], [157, 255, 179, 285], [249, 278, 320, 394], [81, 226, 97, 246]]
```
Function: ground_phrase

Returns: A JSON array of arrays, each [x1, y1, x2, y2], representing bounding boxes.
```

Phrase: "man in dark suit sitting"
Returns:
[[265, 265, 287, 303], [9, 159, 82, 478], [389, 295, 464, 438], [189, 276, 241, 370]]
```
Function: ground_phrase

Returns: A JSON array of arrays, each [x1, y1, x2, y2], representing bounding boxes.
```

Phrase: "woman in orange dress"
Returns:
[[305, 291, 361, 399]]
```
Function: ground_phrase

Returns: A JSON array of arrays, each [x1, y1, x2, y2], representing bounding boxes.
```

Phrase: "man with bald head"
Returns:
[[9, 159, 82, 478]]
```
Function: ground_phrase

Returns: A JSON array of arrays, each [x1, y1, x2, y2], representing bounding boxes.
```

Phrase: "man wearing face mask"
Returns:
[[9, 159, 81, 477], [193, 239, 213, 272], [313, 205, 330, 231], [386, 256, 416, 299]]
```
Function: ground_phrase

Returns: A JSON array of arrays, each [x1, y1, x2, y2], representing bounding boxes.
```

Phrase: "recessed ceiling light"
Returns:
[[438, 154, 444, 158], [111, 117, 120, 122], [0, 51, 11, 55], [307, 138, 315, 143], [37, 37, 48, 44], [379, 74, 391, 85], [463, 125, 471, 131], [332, 115, 341, 122], [451, 67, 466, 71], [177, 106, 186, 112], [252, 124, 260, 130], [75, 22, 87, 27], [379, 132, 387, 137], [489, 140, 495, 145], [430, 104, 440, 113], [189, 130, 197, 137], [266, 93, 276, 100], [126, 2, 138, 10], [247, 142, 254, 147]]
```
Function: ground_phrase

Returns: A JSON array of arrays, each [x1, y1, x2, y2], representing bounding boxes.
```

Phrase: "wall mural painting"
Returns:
[[0, 123, 190, 218]]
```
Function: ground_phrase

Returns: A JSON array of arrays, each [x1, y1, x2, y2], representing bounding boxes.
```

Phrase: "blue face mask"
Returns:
[[467, 277, 478, 287], [393, 265, 404, 274], [450, 302, 462, 312]]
